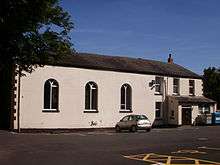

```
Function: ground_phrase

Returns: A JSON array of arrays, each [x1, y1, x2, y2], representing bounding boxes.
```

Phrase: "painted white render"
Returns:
[[195, 79, 203, 96], [13, 64, 213, 130], [164, 77, 203, 96], [16, 66, 156, 129]]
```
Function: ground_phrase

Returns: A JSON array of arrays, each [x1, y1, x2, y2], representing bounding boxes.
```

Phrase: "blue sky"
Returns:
[[61, 0, 220, 74]]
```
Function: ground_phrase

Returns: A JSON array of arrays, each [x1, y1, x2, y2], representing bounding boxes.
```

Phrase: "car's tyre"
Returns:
[[115, 125, 121, 132], [146, 128, 151, 132], [130, 125, 137, 132]]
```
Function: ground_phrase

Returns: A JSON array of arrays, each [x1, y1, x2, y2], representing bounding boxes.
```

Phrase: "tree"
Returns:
[[203, 67, 220, 109], [0, 0, 74, 129], [0, 0, 74, 72]]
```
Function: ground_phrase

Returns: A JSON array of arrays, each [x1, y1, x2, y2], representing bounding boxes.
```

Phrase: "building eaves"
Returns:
[[50, 52, 202, 79]]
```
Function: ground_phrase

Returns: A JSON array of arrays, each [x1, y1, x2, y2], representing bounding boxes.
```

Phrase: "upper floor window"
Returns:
[[85, 82, 98, 111], [173, 78, 180, 95], [155, 102, 162, 118], [43, 79, 59, 111], [189, 80, 195, 96], [155, 77, 164, 94], [120, 84, 132, 111]]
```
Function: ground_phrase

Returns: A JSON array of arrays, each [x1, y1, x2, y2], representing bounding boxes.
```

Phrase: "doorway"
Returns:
[[182, 107, 192, 125]]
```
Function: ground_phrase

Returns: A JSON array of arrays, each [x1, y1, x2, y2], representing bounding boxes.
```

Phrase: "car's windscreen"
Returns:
[[136, 115, 148, 120]]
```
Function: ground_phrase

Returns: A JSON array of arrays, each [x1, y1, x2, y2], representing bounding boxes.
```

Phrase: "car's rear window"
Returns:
[[136, 115, 148, 120]]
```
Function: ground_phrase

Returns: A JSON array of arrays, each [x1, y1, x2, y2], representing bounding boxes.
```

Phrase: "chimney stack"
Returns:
[[168, 53, 173, 64]]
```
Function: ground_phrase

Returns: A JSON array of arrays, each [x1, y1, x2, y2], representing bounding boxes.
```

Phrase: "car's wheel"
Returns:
[[130, 125, 137, 132], [146, 128, 151, 132], [115, 125, 121, 132]]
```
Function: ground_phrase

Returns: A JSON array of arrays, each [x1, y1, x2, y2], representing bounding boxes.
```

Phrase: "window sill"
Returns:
[[119, 110, 132, 113], [42, 109, 60, 113], [84, 110, 98, 113], [172, 93, 180, 96], [154, 93, 163, 95]]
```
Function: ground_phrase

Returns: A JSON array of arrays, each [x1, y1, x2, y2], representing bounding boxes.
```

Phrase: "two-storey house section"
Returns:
[[153, 55, 216, 126], [11, 53, 216, 131]]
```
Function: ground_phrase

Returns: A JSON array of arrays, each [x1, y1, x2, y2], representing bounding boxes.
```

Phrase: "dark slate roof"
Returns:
[[53, 52, 201, 79], [171, 96, 216, 104]]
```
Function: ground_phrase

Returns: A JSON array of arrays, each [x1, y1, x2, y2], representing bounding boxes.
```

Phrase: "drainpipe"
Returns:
[[17, 67, 21, 133]]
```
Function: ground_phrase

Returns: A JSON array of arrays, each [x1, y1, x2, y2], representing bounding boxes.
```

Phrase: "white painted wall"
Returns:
[[180, 78, 189, 96], [165, 77, 203, 96], [195, 79, 203, 96], [17, 66, 157, 129], [14, 65, 204, 129], [192, 105, 199, 124], [152, 76, 203, 97], [178, 105, 182, 125]]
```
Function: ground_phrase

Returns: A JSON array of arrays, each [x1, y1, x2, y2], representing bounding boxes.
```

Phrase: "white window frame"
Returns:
[[199, 105, 210, 114], [155, 76, 164, 94], [120, 84, 132, 112], [173, 78, 180, 95], [89, 83, 96, 110], [43, 79, 59, 112], [189, 80, 195, 96], [85, 82, 98, 111]]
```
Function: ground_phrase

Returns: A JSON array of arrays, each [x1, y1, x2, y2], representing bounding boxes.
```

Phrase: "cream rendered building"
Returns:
[[12, 53, 216, 131]]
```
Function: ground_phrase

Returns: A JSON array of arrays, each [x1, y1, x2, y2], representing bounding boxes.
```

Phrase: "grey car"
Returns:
[[115, 114, 152, 132]]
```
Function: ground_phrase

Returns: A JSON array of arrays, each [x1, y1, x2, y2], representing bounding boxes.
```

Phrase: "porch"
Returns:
[[166, 96, 216, 126]]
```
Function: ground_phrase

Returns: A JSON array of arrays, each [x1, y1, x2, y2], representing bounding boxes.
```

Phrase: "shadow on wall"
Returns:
[[152, 119, 164, 128], [152, 119, 179, 128]]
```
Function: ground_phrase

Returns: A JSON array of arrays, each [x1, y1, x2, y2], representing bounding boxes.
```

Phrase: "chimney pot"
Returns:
[[168, 53, 173, 64]]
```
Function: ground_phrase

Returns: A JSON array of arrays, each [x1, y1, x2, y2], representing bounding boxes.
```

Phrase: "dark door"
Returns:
[[182, 107, 192, 125]]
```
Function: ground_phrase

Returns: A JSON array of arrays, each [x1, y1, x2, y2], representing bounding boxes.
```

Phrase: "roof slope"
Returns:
[[170, 96, 216, 104], [53, 52, 201, 79]]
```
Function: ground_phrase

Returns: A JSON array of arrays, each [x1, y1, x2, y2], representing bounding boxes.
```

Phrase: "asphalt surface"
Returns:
[[0, 126, 220, 165]]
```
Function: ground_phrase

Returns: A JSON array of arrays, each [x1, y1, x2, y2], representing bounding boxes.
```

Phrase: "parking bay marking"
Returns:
[[198, 146, 220, 151], [124, 153, 220, 165], [172, 150, 206, 154]]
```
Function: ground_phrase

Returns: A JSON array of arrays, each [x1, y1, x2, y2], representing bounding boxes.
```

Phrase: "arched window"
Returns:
[[120, 84, 132, 111], [43, 79, 59, 111], [85, 82, 98, 111]]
